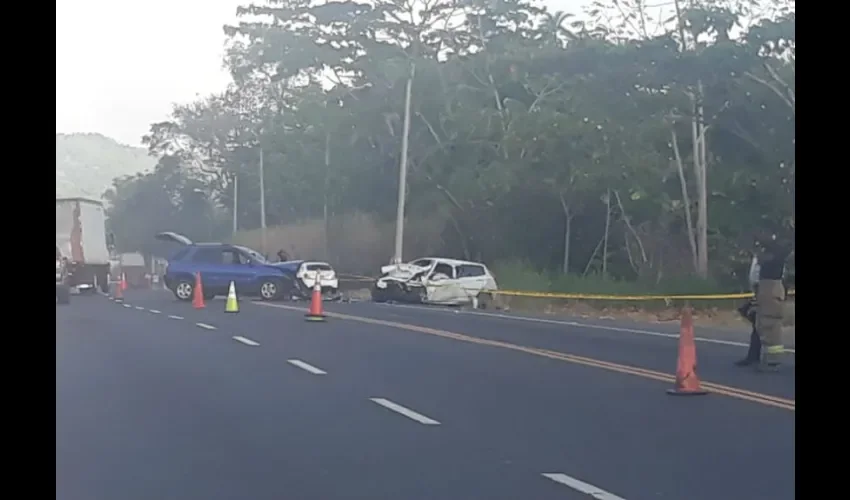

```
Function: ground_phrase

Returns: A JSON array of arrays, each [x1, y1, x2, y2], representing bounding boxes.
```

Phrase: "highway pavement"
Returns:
[[57, 290, 795, 500]]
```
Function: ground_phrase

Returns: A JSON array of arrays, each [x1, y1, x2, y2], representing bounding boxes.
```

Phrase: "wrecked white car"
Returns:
[[295, 261, 340, 299], [371, 257, 499, 307]]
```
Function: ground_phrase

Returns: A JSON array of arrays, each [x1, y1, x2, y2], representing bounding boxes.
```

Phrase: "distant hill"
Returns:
[[56, 133, 157, 199]]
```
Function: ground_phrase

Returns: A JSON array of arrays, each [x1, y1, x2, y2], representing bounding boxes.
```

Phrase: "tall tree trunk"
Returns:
[[674, 0, 709, 278], [602, 188, 611, 278], [670, 128, 698, 271], [559, 192, 572, 274], [695, 80, 708, 278]]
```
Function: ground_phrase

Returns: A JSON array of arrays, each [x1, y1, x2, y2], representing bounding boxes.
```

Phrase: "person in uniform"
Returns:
[[734, 252, 762, 367], [753, 234, 792, 371]]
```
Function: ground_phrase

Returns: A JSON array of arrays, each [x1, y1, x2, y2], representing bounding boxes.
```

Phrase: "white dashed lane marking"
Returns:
[[134, 306, 145, 311], [369, 398, 440, 425], [541, 473, 627, 500], [148, 309, 161, 314], [168, 315, 184, 320], [233, 336, 260, 346], [122, 304, 131, 308], [287, 359, 327, 375], [196, 323, 217, 330]]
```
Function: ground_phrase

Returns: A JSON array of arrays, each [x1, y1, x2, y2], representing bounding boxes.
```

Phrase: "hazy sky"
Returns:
[[56, 0, 587, 147]]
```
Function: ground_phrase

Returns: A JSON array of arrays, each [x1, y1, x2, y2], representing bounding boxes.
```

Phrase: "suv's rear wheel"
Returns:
[[174, 280, 194, 301]]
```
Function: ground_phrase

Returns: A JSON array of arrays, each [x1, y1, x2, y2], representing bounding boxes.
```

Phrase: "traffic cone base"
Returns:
[[304, 313, 326, 322], [192, 272, 206, 309], [666, 307, 708, 397], [225, 281, 239, 313], [666, 387, 708, 396]]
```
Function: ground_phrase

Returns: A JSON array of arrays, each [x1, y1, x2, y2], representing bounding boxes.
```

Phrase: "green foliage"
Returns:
[[103, 0, 795, 290], [56, 133, 156, 199], [492, 260, 731, 296]]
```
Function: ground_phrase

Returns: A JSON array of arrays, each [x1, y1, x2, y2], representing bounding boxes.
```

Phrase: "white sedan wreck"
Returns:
[[371, 257, 499, 307]]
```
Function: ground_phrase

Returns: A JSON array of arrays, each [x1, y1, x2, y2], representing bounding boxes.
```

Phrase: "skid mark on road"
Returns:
[[258, 303, 794, 411], [370, 398, 440, 425], [542, 473, 627, 500]]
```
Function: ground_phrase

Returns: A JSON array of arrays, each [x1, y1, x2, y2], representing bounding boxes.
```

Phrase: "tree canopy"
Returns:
[[105, 0, 795, 286]]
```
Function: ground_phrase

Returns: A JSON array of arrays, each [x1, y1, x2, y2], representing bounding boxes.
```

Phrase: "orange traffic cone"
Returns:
[[305, 283, 326, 322], [120, 273, 128, 292], [192, 272, 206, 309], [113, 277, 124, 302], [667, 307, 708, 396]]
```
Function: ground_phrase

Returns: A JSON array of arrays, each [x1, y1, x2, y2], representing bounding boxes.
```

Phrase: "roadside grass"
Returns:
[[490, 260, 752, 313]]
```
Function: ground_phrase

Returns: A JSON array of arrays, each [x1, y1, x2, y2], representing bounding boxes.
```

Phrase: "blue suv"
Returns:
[[156, 232, 302, 301]]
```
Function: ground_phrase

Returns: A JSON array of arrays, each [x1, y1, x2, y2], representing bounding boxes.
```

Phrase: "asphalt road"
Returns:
[[57, 290, 795, 500]]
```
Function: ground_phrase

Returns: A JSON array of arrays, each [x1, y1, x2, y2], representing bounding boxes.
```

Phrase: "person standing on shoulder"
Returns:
[[753, 234, 792, 372], [734, 251, 762, 367]]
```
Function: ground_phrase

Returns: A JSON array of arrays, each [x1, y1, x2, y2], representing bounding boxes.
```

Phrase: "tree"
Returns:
[[114, 0, 795, 285]]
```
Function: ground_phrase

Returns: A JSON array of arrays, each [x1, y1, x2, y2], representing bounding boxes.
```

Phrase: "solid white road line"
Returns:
[[374, 302, 796, 354], [541, 473, 627, 500], [287, 359, 327, 375], [196, 322, 217, 330], [134, 306, 145, 311], [149, 309, 161, 314], [369, 398, 440, 425], [233, 336, 259, 346], [168, 315, 184, 320]]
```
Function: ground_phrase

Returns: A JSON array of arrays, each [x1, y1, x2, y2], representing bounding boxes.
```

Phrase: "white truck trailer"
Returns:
[[55, 197, 112, 293]]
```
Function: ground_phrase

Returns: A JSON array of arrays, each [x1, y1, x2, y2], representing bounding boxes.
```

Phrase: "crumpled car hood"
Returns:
[[379, 263, 429, 281]]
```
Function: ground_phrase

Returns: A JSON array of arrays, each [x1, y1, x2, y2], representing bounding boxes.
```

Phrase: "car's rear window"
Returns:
[[457, 264, 486, 277], [306, 263, 333, 271]]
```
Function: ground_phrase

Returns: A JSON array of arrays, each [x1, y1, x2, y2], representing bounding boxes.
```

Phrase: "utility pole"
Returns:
[[259, 147, 267, 254], [232, 174, 239, 234], [392, 62, 415, 264]]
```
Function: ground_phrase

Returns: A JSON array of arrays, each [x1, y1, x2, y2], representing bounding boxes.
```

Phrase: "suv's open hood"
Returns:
[[267, 260, 303, 272], [155, 232, 193, 246]]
